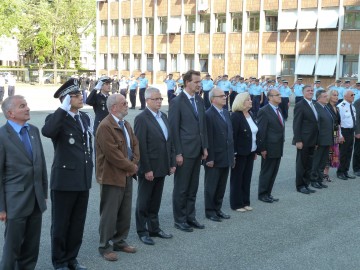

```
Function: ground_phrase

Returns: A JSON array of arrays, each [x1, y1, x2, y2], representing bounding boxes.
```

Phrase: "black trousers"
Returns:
[[172, 156, 201, 223], [279, 97, 289, 120], [0, 87, 4, 102], [338, 128, 354, 174], [258, 157, 281, 198], [310, 145, 330, 182], [0, 202, 42, 270], [230, 153, 255, 209], [136, 176, 165, 237], [203, 91, 211, 110], [353, 138, 360, 172], [139, 88, 146, 109], [51, 190, 89, 269], [251, 95, 261, 119], [229, 92, 237, 111], [295, 146, 315, 189], [167, 90, 175, 106], [295, 96, 303, 103], [130, 90, 136, 108], [120, 89, 127, 99], [204, 166, 229, 216]]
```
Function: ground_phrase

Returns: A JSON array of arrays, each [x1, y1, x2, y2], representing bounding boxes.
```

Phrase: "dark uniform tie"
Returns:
[[118, 120, 133, 160], [20, 127, 33, 160], [74, 114, 83, 131], [350, 104, 356, 128], [190, 97, 198, 115]]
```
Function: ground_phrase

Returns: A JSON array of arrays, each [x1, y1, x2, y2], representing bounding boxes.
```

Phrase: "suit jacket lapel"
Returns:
[[28, 127, 38, 161], [181, 92, 199, 120], [145, 108, 166, 141], [267, 105, 284, 128], [5, 123, 32, 161]]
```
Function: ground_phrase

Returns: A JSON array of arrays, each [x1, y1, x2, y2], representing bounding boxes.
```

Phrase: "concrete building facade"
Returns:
[[96, 0, 360, 86]]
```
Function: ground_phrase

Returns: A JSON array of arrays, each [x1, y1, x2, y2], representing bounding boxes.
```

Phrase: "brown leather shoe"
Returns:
[[114, 245, 137, 253], [102, 251, 118, 261]]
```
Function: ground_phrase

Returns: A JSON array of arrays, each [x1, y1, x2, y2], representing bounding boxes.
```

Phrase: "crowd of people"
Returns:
[[0, 69, 360, 270]]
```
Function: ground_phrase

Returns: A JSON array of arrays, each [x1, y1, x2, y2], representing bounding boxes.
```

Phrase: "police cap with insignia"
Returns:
[[356, 82, 360, 86], [94, 76, 112, 90], [298, 78, 303, 81], [283, 80, 289, 84], [315, 80, 321, 84], [345, 80, 351, 84], [53, 78, 81, 99], [336, 79, 342, 83]]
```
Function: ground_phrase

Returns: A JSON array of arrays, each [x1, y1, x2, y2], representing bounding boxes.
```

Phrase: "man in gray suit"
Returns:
[[0, 95, 48, 270], [257, 89, 285, 203], [169, 70, 208, 232]]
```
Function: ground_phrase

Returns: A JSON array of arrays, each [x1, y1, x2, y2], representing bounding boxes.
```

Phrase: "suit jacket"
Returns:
[[96, 114, 139, 188], [0, 123, 48, 219], [292, 98, 318, 147], [134, 108, 175, 177], [168, 91, 208, 158], [314, 102, 334, 146], [86, 90, 109, 132], [42, 108, 93, 191], [257, 104, 285, 158], [205, 106, 234, 167], [231, 111, 260, 156], [354, 99, 360, 135]]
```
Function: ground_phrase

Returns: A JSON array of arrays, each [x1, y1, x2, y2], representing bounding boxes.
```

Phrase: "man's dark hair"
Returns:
[[183, 70, 201, 88], [302, 84, 312, 93], [316, 89, 327, 100]]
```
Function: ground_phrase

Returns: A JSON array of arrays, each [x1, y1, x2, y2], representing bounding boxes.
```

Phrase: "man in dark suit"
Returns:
[[42, 79, 93, 270], [0, 95, 48, 270], [134, 87, 176, 245], [257, 89, 285, 203], [310, 90, 333, 189], [204, 87, 234, 222], [293, 85, 319, 194], [169, 70, 208, 232], [353, 85, 360, 176]]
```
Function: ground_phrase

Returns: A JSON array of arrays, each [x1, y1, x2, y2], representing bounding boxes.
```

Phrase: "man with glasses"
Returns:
[[42, 78, 93, 270], [134, 87, 176, 245], [96, 94, 139, 261]]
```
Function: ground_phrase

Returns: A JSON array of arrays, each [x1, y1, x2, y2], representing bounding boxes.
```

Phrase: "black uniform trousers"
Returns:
[[230, 153, 255, 209], [229, 92, 237, 111], [0, 86, 4, 102], [51, 190, 89, 269], [338, 128, 354, 174], [172, 156, 201, 223], [136, 176, 165, 237], [310, 145, 330, 182], [204, 166, 229, 216], [258, 157, 281, 198], [203, 91, 211, 110], [0, 202, 41, 270], [130, 90, 137, 108], [353, 138, 360, 173], [295, 146, 315, 189], [279, 97, 289, 120], [251, 95, 261, 119], [167, 90, 175, 106], [139, 88, 146, 109]]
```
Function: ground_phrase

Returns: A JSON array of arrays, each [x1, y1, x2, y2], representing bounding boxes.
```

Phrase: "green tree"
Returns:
[[0, 0, 22, 37]]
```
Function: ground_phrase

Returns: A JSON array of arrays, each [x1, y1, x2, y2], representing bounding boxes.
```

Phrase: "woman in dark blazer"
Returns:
[[230, 92, 259, 212]]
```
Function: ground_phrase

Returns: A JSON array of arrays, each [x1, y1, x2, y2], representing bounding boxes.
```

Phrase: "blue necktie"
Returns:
[[118, 121, 133, 160], [190, 97, 198, 115], [20, 127, 33, 160]]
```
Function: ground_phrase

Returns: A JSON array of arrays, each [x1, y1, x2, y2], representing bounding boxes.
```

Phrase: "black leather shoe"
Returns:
[[269, 195, 279, 202], [305, 186, 316, 193], [344, 173, 356, 179], [56, 268, 70, 270], [174, 222, 193, 232], [149, 230, 173, 239], [319, 182, 328, 188], [69, 263, 87, 270], [187, 219, 205, 229], [310, 182, 322, 189], [337, 173, 348, 180], [297, 187, 310, 194], [206, 215, 222, 222], [139, 235, 155, 245], [258, 196, 273, 203], [216, 211, 230, 219]]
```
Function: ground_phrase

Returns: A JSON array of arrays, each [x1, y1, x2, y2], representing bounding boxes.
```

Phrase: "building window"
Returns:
[[248, 12, 260, 32], [134, 18, 142, 35], [200, 14, 210, 33], [159, 17, 167, 34], [244, 54, 258, 60], [159, 54, 167, 71], [111, 20, 119, 36], [213, 54, 224, 59], [265, 11, 278, 31], [122, 19, 130, 35], [216, 14, 226, 33], [110, 54, 118, 70], [170, 54, 178, 72], [185, 54, 194, 70], [100, 20, 108, 36], [186, 15, 196, 33], [146, 18, 154, 35], [281, 55, 295, 75], [199, 54, 208, 72], [231, 13, 242, 32], [134, 54, 141, 70], [344, 6, 360, 29], [122, 54, 130, 70], [147, 54, 154, 72], [102, 54, 108, 70], [343, 55, 358, 78]]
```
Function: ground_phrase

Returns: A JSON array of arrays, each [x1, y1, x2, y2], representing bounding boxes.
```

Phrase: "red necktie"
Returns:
[[276, 108, 283, 127]]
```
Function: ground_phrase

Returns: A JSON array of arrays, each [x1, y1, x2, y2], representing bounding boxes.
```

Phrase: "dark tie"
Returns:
[[190, 97, 198, 115], [118, 120, 133, 160], [20, 127, 33, 160], [74, 114, 83, 131], [350, 104, 356, 128], [276, 108, 283, 127], [219, 110, 226, 122]]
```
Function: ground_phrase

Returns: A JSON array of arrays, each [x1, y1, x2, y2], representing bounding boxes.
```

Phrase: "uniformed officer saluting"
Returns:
[[42, 78, 93, 270], [86, 76, 112, 134]]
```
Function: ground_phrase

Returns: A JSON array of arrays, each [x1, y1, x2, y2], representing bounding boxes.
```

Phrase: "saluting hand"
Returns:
[[60, 94, 71, 112]]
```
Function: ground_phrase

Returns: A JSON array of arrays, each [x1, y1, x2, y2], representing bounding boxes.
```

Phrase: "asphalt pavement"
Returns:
[[0, 84, 360, 270]]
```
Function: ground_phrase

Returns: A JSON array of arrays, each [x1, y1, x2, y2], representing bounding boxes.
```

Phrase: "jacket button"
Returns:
[[63, 165, 66, 168]]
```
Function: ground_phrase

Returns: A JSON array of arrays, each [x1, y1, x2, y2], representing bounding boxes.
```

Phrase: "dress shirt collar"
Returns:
[[146, 107, 162, 118], [183, 89, 195, 99], [7, 120, 29, 134]]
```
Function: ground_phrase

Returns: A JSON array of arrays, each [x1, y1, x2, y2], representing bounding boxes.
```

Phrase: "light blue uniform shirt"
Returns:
[[201, 79, 214, 91], [329, 86, 345, 100], [279, 85, 292, 98], [251, 85, 264, 96], [216, 80, 232, 92], [138, 77, 148, 88], [129, 80, 138, 90], [165, 79, 176, 90], [293, 84, 304, 97], [231, 82, 247, 93]]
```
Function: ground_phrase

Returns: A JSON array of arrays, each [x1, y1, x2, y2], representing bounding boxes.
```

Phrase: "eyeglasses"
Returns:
[[269, 94, 281, 97], [70, 94, 82, 98], [350, 94, 355, 97], [121, 101, 128, 106], [213, 95, 227, 98], [148, 98, 164, 101]]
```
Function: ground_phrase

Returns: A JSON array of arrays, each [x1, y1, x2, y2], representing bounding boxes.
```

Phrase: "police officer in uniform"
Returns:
[[279, 81, 292, 121], [111, 75, 119, 94], [164, 73, 177, 105], [337, 89, 357, 180], [313, 80, 324, 101], [42, 78, 93, 270], [292, 78, 304, 103], [86, 76, 112, 135], [201, 74, 214, 110]]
